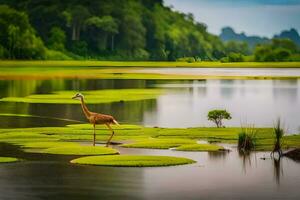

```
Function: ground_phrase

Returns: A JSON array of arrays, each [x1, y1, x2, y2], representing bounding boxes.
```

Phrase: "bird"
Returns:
[[72, 93, 119, 147]]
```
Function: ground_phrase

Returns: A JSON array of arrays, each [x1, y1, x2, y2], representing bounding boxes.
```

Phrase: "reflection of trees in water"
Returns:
[[25, 99, 157, 126], [220, 80, 235, 99], [272, 79, 298, 103], [0, 78, 162, 127]]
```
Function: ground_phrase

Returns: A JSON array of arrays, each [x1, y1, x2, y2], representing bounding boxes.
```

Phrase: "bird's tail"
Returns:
[[113, 119, 120, 125]]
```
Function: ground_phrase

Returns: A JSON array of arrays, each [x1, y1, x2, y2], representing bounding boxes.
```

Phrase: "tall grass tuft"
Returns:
[[238, 126, 258, 151], [271, 119, 284, 157]]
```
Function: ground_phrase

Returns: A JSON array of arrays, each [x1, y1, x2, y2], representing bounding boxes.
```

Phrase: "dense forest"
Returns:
[[0, 0, 299, 61]]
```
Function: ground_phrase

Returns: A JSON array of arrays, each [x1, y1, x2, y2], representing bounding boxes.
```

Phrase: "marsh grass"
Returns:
[[271, 119, 284, 157], [238, 126, 258, 151]]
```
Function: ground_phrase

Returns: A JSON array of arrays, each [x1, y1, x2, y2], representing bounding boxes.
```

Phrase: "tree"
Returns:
[[85, 16, 118, 51], [0, 5, 46, 59], [207, 110, 232, 128], [47, 27, 66, 52], [63, 5, 90, 41]]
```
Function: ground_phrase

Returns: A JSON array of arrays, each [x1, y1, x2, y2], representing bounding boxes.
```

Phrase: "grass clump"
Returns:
[[175, 144, 224, 152], [70, 155, 196, 167], [0, 89, 163, 104], [42, 146, 119, 155], [238, 126, 258, 151], [121, 138, 196, 149], [272, 119, 284, 157], [0, 157, 19, 163]]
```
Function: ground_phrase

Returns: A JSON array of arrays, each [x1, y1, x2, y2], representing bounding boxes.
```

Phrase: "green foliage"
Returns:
[[45, 49, 72, 60], [254, 38, 298, 62], [224, 41, 250, 55], [177, 57, 197, 63], [207, 110, 232, 128], [0, 5, 46, 59], [238, 126, 257, 151], [70, 155, 196, 167], [272, 119, 284, 156], [221, 52, 244, 62], [47, 27, 66, 52], [0, 2, 226, 61]]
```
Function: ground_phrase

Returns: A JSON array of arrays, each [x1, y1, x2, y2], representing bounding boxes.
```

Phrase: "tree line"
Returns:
[[0, 0, 299, 61]]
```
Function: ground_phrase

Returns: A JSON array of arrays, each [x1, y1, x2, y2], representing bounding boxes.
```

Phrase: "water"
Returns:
[[0, 143, 299, 200], [135, 68, 300, 77], [0, 69, 300, 199], [0, 78, 299, 133]]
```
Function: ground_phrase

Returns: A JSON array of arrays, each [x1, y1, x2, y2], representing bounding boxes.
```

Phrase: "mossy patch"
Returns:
[[0, 124, 299, 152], [42, 146, 119, 155], [0, 89, 163, 104], [21, 141, 79, 149], [70, 155, 196, 167], [0, 157, 19, 163], [121, 138, 196, 149], [175, 144, 224, 152]]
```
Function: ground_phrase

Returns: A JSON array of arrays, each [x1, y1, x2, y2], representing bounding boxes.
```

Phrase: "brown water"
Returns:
[[0, 75, 300, 199]]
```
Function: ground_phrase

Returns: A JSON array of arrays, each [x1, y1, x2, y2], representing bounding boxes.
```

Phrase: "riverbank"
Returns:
[[1, 61, 300, 80], [0, 60, 300, 68]]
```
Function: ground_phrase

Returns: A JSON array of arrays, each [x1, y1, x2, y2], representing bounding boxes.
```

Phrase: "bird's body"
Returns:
[[72, 93, 118, 146]]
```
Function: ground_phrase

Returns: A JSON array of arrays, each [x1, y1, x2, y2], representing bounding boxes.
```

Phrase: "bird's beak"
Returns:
[[72, 96, 77, 99]]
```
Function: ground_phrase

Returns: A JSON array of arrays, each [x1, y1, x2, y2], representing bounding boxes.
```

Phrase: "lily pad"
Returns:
[[70, 155, 196, 167]]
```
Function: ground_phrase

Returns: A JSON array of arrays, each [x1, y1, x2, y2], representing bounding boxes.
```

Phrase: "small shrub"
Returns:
[[177, 57, 196, 63], [207, 109, 232, 128], [238, 126, 258, 151], [272, 119, 284, 157]]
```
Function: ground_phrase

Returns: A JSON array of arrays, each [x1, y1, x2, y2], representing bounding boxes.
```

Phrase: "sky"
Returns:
[[164, 0, 300, 38]]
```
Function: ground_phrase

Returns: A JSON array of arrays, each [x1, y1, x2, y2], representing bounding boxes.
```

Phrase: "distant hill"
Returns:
[[220, 27, 300, 49], [274, 28, 300, 46], [219, 27, 269, 48]]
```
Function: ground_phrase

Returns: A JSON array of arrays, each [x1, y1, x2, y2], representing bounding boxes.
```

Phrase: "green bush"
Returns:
[[177, 57, 196, 63], [45, 49, 72, 60]]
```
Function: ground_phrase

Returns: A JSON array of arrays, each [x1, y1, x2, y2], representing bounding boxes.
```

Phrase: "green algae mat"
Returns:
[[70, 155, 196, 167], [175, 144, 224, 152], [0, 89, 163, 104], [0, 157, 19, 163], [42, 146, 119, 155], [0, 115, 299, 153]]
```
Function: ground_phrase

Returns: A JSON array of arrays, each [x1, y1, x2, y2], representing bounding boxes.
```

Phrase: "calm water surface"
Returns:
[[0, 69, 300, 199]]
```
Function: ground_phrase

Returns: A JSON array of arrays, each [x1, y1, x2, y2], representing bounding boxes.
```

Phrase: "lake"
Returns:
[[0, 68, 300, 199]]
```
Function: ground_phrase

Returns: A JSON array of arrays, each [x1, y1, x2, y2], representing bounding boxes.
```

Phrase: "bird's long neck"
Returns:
[[80, 97, 91, 118]]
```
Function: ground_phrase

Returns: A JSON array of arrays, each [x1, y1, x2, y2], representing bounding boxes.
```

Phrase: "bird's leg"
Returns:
[[93, 123, 96, 146], [105, 123, 115, 147]]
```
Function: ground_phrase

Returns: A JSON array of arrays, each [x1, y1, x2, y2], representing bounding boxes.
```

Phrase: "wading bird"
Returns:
[[72, 93, 119, 147]]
